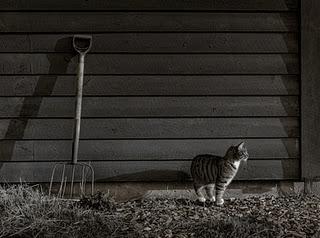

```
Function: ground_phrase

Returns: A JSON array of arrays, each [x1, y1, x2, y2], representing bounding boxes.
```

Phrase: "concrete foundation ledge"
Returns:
[[41, 180, 320, 201]]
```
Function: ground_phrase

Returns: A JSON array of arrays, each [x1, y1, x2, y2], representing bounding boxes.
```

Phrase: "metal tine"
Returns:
[[89, 164, 95, 195], [83, 165, 88, 195], [81, 162, 95, 196], [49, 164, 59, 196], [58, 164, 66, 198], [81, 162, 94, 196], [62, 176, 67, 198], [70, 166, 76, 198], [81, 165, 86, 196], [57, 177, 63, 198]]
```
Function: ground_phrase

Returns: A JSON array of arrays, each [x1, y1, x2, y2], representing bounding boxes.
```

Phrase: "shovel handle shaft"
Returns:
[[72, 53, 85, 164]]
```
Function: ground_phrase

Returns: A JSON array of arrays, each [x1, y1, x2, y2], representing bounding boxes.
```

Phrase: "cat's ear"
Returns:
[[237, 142, 245, 150]]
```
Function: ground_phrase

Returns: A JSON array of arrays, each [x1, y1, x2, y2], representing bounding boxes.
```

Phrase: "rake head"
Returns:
[[49, 162, 94, 198]]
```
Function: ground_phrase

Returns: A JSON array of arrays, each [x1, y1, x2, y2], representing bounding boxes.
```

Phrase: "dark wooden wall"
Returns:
[[0, 0, 300, 182]]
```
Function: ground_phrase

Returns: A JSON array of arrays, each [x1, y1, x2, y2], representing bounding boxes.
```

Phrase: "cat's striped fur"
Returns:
[[190, 142, 249, 205]]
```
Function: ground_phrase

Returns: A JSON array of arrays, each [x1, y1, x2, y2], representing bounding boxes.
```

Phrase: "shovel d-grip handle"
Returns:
[[73, 35, 92, 54]]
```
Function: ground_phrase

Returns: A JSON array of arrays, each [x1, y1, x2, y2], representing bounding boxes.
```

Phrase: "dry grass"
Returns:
[[0, 185, 120, 238], [0, 185, 320, 238]]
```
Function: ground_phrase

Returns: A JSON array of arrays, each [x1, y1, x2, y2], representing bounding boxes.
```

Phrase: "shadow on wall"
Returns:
[[96, 170, 190, 183], [279, 46, 300, 179], [0, 37, 75, 169]]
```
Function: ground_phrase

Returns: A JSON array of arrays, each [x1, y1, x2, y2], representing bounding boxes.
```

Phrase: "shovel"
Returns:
[[49, 35, 94, 197]]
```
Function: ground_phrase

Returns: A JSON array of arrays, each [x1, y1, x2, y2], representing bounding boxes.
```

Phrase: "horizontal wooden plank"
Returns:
[[0, 139, 299, 162], [0, 75, 299, 96], [0, 13, 297, 33], [0, 0, 298, 11], [0, 159, 300, 182], [0, 33, 298, 53], [0, 118, 299, 139], [0, 54, 299, 74], [0, 96, 299, 118]]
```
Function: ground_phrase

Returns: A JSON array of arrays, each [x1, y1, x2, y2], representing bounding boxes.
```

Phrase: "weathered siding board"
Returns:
[[0, 160, 300, 182], [0, 96, 299, 118], [0, 139, 299, 162], [0, 75, 299, 96], [0, 33, 298, 53], [0, 13, 298, 33], [0, 54, 299, 75], [0, 0, 298, 11], [0, 0, 300, 182], [0, 118, 299, 140]]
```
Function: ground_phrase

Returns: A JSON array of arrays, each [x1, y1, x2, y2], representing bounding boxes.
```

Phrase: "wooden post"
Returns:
[[301, 0, 320, 183]]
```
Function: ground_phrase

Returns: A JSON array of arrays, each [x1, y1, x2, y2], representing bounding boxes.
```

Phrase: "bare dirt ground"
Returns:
[[0, 185, 320, 238]]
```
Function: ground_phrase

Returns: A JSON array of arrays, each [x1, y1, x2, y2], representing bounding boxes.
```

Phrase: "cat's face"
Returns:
[[226, 142, 249, 161], [236, 142, 249, 161]]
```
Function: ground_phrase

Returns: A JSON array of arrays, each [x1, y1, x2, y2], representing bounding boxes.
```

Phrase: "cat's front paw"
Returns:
[[198, 197, 206, 203], [209, 197, 216, 202], [216, 198, 224, 206], [195, 197, 206, 206], [205, 197, 216, 206]]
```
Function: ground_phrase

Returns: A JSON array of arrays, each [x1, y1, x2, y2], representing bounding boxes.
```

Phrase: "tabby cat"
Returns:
[[190, 142, 249, 205]]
